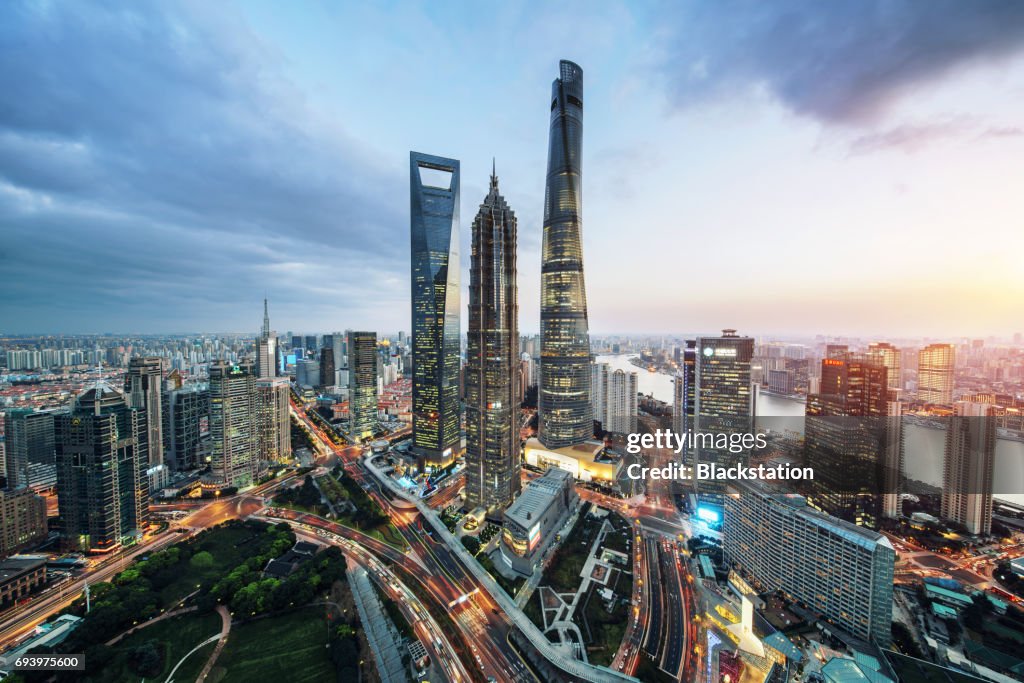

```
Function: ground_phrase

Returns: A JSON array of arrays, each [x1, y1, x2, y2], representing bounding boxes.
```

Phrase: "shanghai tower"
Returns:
[[410, 152, 461, 469], [539, 60, 591, 449], [466, 162, 520, 515]]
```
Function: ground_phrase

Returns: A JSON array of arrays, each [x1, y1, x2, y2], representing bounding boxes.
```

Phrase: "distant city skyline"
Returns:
[[3, 2, 1024, 336]]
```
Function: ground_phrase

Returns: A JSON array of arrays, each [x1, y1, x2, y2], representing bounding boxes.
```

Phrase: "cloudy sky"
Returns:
[[2, 0, 1023, 337]]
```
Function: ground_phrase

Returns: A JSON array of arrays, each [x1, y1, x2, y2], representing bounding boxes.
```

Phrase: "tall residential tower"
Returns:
[[465, 165, 520, 516], [539, 60, 591, 450]]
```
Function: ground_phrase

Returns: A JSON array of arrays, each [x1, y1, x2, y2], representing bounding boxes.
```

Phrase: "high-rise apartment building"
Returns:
[[723, 481, 895, 646], [410, 152, 461, 468], [208, 361, 259, 488], [347, 331, 378, 442], [2, 410, 55, 490], [942, 401, 995, 535], [126, 356, 163, 467], [0, 487, 47, 559], [605, 369, 638, 435], [918, 343, 955, 405], [256, 299, 277, 379], [539, 60, 591, 450], [465, 166, 520, 516], [256, 376, 291, 465], [55, 382, 150, 552]]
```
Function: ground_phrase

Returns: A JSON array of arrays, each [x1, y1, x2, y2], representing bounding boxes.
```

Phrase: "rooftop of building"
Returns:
[[0, 556, 46, 583], [503, 468, 572, 529], [729, 480, 893, 553]]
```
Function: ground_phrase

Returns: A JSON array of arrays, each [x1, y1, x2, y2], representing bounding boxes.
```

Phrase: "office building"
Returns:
[[918, 343, 955, 405], [0, 487, 47, 559], [672, 340, 696, 436], [465, 164, 520, 516], [256, 298, 277, 379], [538, 60, 592, 450], [694, 330, 754, 500], [209, 361, 259, 488], [942, 401, 995, 536], [295, 358, 320, 389], [319, 347, 335, 389], [805, 355, 900, 526], [256, 376, 292, 465], [410, 151, 461, 467], [126, 356, 164, 467], [605, 369, 638, 435], [499, 468, 579, 576], [163, 385, 209, 471], [590, 362, 609, 428], [2, 409, 55, 490], [348, 331, 378, 442], [55, 382, 150, 552], [723, 481, 895, 646], [867, 342, 901, 391]]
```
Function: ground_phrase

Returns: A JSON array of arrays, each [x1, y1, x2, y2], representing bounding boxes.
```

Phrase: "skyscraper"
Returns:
[[256, 298, 277, 379], [539, 60, 591, 450], [672, 340, 696, 436], [723, 481, 895, 646], [55, 382, 150, 552], [590, 361, 609, 427], [693, 330, 754, 502], [126, 356, 163, 467], [319, 347, 335, 389], [605, 369, 638, 435], [918, 343, 955, 405], [867, 342, 902, 392], [805, 355, 899, 527], [465, 165, 520, 516], [347, 331, 378, 443], [209, 361, 259, 488], [163, 385, 209, 471], [256, 376, 292, 465], [410, 152, 461, 468], [2, 409, 55, 490], [942, 401, 995, 535]]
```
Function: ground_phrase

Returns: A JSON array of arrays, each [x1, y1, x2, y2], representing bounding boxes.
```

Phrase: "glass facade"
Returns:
[[465, 166, 520, 515], [348, 330, 378, 442], [55, 383, 150, 552], [209, 361, 259, 488], [410, 152, 461, 466], [539, 60, 592, 449]]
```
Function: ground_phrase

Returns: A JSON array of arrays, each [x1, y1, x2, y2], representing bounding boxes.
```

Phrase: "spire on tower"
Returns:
[[262, 298, 271, 339], [490, 157, 498, 192]]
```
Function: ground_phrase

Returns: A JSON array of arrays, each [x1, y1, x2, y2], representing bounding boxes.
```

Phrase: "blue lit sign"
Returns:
[[696, 506, 721, 524]]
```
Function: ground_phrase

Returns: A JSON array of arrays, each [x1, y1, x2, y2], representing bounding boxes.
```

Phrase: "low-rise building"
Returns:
[[500, 468, 579, 576], [0, 556, 47, 607], [523, 437, 621, 483]]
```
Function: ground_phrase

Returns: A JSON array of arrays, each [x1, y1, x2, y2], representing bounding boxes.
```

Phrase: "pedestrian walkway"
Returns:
[[347, 565, 410, 683], [197, 605, 231, 681]]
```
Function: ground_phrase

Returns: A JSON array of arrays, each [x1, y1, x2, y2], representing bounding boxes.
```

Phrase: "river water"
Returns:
[[596, 354, 1024, 506]]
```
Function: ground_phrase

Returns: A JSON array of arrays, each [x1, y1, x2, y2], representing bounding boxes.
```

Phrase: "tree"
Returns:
[[190, 551, 215, 571], [461, 535, 481, 555], [128, 640, 163, 678]]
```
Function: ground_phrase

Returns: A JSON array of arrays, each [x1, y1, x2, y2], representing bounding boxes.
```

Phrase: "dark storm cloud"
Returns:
[[0, 2, 405, 332], [658, 0, 1024, 124]]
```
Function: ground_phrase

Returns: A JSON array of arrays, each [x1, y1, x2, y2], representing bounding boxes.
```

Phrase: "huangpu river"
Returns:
[[596, 354, 1024, 506]]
